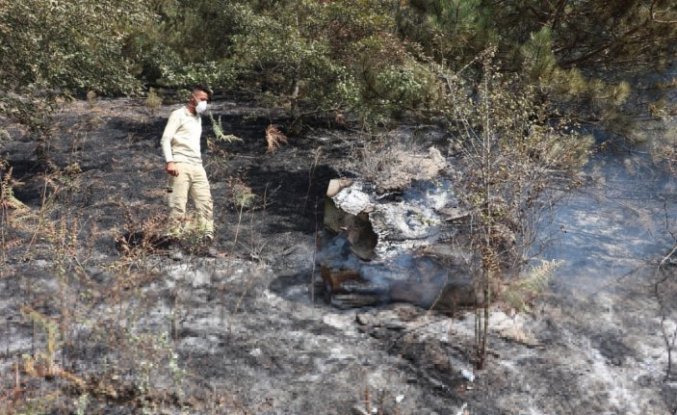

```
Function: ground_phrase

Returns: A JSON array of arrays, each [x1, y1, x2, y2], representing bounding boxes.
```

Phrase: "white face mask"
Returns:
[[195, 100, 208, 114]]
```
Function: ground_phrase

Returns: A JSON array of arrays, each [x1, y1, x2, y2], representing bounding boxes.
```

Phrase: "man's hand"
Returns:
[[165, 162, 179, 177]]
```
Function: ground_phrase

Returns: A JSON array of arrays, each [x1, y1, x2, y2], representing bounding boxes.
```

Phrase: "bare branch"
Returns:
[[659, 242, 677, 268]]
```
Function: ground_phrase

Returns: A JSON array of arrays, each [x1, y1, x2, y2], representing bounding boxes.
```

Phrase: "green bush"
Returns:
[[1, 0, 673, 133], [0, 0, 148, 95]]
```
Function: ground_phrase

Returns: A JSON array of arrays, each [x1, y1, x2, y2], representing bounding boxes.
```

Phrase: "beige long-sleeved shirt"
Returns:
[[160, 107, 203, 165]]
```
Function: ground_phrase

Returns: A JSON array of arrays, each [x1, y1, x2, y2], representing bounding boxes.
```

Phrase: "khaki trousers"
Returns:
[[167, 162, 214, 238]]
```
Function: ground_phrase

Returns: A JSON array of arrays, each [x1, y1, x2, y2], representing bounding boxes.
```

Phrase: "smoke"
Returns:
[[539, 150, 677, 293]]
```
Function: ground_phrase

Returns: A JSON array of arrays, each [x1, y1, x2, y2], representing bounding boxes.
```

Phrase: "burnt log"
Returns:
[[318, 171, 474, 310], [320, 236, 475, 311]]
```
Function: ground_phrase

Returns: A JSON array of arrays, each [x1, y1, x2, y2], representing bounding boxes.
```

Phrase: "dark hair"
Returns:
[[192, 85, 212, 100]]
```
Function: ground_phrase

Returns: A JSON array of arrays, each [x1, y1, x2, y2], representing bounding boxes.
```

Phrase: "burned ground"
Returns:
[[1, 98, 675, 414]]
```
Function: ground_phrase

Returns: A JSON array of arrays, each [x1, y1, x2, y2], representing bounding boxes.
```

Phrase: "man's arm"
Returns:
[[161, 111, 180, 176]]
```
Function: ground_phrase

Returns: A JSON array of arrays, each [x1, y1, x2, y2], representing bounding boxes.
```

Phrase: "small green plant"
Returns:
[[145, 88, 163, 115], [437, 47, 593, 368], [86, 90, 97, 107], [230, 178, 255, 209], [75, 393, 89, 415], [209, 113, 241, 143]]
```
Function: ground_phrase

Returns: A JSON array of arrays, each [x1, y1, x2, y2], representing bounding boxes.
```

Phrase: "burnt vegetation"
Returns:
[[1, 0, 676, 413]]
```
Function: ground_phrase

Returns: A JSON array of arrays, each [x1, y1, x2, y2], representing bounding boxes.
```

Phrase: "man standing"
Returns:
[[161, 86, 214, 248]]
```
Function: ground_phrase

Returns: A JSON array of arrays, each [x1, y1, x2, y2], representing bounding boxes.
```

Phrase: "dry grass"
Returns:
[[265, 124, 288, 153], [351, 136, 446, 193], [0, 168, 27, 211], [501, 260, 560, 312]]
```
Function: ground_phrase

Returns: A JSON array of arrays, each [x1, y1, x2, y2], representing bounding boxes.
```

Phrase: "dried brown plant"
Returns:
[[265, 124, 288, 153]]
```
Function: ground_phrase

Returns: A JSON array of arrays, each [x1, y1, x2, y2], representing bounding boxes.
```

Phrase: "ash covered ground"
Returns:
[[1, 98, 675, 414]]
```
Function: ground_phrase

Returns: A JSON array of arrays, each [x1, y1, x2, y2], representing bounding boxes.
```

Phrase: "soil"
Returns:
[[1, 98, 675, 414]]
